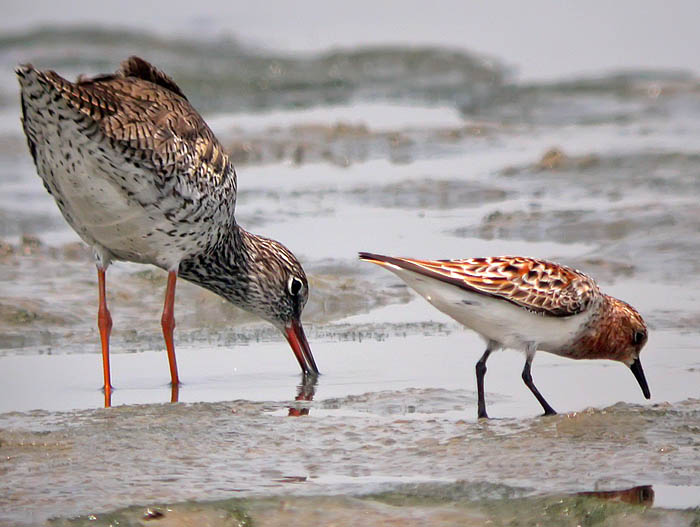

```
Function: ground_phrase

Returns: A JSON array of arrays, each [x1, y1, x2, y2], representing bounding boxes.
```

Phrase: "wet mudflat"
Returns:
[[2, 389, 699, 525], [1, 25, 700, 527], [40, 487, 700, 527]]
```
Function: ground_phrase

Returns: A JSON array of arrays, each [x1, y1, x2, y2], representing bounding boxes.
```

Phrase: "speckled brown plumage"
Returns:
[[16, 57, 318, 403], [28, 56, 228, 176], [18, 57, 237, 269], [359, 255, 601, 317]]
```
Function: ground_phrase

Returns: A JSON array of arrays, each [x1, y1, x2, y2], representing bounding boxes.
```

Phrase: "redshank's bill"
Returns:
[[359, 252, 649, 418], [16, 57, 318, 405]]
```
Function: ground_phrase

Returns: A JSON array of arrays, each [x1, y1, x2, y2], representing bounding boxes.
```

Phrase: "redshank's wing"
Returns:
[[359, 253, 600, 317], [19, 56, 236, 202]]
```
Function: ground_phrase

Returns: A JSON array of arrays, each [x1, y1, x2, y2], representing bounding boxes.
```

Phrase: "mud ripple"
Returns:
[[1, 398, 698, 526]]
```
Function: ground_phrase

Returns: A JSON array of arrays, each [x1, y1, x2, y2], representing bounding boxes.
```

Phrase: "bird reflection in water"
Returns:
[[577, 485, 654, 506], [101, 374, 315, 409], [103, 382, 180, 408], [288, 373, 318, 417]]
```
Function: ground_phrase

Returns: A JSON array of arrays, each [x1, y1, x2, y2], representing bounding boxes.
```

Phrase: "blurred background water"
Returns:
[[1, 2, 699, 526]]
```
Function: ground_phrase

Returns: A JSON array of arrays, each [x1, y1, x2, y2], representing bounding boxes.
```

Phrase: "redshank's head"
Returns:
[[236, 233, 318, 375], [178, 229, 318, 374], [606, 297, 650, 399]]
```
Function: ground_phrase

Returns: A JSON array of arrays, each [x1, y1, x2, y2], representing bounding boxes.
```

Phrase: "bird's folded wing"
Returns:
[[30, 57, 233, 193], [361, 253, 599, 317]]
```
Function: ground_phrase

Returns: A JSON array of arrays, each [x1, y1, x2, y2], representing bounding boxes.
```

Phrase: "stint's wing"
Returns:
[[359, 253, 600, 317], [18, 56, 236, 202]]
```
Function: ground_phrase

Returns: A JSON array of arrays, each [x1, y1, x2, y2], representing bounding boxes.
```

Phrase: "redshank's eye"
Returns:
[[288, 276, 303, 296], [633, 330, 646, 345]]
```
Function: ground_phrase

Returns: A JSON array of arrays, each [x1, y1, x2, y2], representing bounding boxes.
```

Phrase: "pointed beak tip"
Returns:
[[629, 358, 651, 400], [285, 319, 319, 376]]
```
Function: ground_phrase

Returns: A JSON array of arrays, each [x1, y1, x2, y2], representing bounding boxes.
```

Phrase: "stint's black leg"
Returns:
[[521, 349, 556, 416], [476, 347, 493, 419]]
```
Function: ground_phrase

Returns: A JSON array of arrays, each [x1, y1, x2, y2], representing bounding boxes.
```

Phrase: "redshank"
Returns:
[[16, 57, 318, 404], [359, 253, 650, 418]]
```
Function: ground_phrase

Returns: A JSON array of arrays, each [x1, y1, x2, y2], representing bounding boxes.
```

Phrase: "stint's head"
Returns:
[[610, 298, 648, 364], [609, 297, 649, 399]]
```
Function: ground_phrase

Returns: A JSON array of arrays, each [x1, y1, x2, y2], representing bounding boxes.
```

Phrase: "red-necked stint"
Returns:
[[16, 57, 318, 405], [359, 253, 649, 418]]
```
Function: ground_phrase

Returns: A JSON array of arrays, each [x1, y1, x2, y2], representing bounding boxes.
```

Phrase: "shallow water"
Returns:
[[1, 19, 700, 527]]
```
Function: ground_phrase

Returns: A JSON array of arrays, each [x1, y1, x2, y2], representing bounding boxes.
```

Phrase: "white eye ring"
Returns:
[[288, 276, 303, 296]]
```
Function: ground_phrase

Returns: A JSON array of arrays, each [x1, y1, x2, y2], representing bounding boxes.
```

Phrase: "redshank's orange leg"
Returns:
[[288, 374, 317, 416], [97, 267, 113, 407], [161, 270, 180, 387]]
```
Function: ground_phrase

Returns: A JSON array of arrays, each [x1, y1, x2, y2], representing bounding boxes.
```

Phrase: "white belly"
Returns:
[[51, 159, 166, 264], [389, 266, 589, 353], [32, 114, 207, 270]]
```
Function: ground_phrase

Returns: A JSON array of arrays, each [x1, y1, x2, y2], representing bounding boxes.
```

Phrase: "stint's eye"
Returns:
[[288, 276, 303, 296], [633, 330, 646, 345]]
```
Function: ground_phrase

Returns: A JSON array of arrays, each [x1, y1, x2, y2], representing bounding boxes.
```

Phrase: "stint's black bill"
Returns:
[[629, 358, 651, 399], [285, 319, 319, 375]]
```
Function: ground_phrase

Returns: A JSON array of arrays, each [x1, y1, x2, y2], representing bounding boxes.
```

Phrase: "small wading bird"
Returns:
[[359, 252, 650, 418], [16, 57, 318, 406]]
